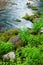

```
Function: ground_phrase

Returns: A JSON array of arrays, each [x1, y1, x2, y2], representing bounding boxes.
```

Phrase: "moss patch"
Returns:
[[0, 29, 19, 42], [23, 13, 39, 22], [16, 18, 21, 22]]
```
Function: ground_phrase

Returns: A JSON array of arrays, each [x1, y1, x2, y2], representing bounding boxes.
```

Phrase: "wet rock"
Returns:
[[27, 1, 34, 6], [23, 13, 39, 22], [2, 52, 16, 61], [16, 18, 21, 22], [39, 27, 43, 33], [27, 5, 38, 10], [0, 29, 19, 42], [23, 13, 30, 20], [9, 35, 22, 48], [0, 26, 5, 31], [0, 25, 5, 32], [40, 0, 43, 2], [26, 1, 38, 10]]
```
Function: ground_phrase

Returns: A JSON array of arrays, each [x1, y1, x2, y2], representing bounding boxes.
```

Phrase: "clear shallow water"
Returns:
[[0, 0, 43, 32]]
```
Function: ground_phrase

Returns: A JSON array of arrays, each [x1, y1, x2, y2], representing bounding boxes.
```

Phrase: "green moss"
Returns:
[[31, 6, 38, 10], [9, 35, 22, 49], [33, 17, 43, 33], [0, 33, 3, 37], [15, 46, 43, 65], [16, 18, 21, 22], [23, 13, 39, 22], [23, 13, 30, 20], [0, 29, 19, 42], [27, 2, 38, 10], [0, 40, 14, 56]]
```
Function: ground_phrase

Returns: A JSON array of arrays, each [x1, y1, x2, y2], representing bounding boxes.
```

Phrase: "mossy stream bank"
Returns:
[[0, 0, 43, 65]]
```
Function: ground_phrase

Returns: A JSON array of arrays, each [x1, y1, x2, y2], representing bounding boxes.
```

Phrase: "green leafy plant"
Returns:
[[19, 29, 43, 47], [0, 40, 14, 55], [15, 46, 43, 65], [33, 21, 42, 33], [0, 8, 43, 65], [19, 28, 30, 46], [33, 14, 43, 33]]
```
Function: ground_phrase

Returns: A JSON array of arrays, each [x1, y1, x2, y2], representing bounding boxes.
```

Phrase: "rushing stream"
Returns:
[[0, 0, 43, 32]]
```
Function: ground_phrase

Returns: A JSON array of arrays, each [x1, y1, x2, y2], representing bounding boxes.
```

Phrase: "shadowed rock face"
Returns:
[[9, 35, 22, 48], [0, 0, 7, 2], [0, 0, 7, 9], [0, 26, 5, 30], [0, 0, 4, 2], [40, 0, 43, 2]]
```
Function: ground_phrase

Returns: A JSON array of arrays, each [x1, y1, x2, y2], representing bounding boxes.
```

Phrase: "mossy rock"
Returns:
[[0, 33, 3, 37], [28, 29, 34, 34], [26, 2, 38, 10], [31, 6, 38, 10], [27, 29, 38, 35], [38, 27, 43, 34], [23, 13, 39, 22], [16, 18, 21, 22], [0, 29, 19, 42], [0, 60, 2, 65], [23, 13, 30, 20], [9, 35, 22, 49]]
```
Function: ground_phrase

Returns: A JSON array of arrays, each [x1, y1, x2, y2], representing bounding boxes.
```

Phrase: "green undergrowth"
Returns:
[[0, 40, 14, 57], [15, 46, 43, 65], [33, 15, 43, 33], [0, 9, 43, 65]]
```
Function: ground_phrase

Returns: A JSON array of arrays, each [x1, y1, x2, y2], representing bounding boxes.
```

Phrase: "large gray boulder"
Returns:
[[40, 27, 43, 33]]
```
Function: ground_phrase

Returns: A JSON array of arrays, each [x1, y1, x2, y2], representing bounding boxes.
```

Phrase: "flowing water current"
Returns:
[[0, 0, 43, 32]]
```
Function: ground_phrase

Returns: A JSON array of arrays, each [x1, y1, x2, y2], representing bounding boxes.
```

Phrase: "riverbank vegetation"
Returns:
[[0, 9, 43, 65], [0, 0, 43, 65]]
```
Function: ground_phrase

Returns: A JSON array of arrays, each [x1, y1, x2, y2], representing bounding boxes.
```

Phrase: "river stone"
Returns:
[[26, 0, 38, 10], [9, 35, 22, 48], [16, 18, 21, 22], [40, 27, 43, 33], [27, 1, 34, 6], [2, 52, 16, 61], [0, 26, 5, 31], [40, 0, 43, 2], [0, 28, 18, 42], [23, 13, 39, 22]]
